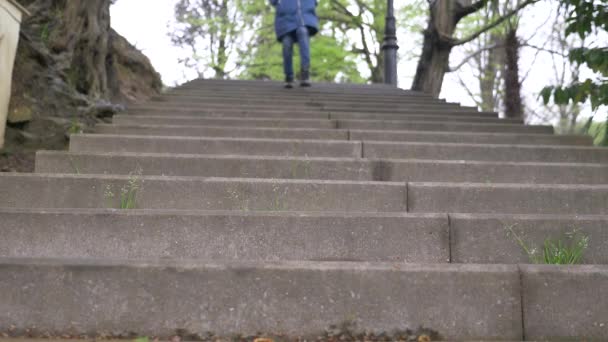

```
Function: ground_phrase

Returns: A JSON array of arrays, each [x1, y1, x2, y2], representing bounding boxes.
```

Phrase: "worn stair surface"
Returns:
[[2, 79, 607, 341]]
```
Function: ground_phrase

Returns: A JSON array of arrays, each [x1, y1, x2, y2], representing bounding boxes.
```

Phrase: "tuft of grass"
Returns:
[[506, 225, 589, 265], [104, 167, 143, 210], [119, 168, 143, 210], [40, 23, 50, 45], [68, 119, 83, 135], [290, 158, 312, 179], [68, 156, 81, 174]]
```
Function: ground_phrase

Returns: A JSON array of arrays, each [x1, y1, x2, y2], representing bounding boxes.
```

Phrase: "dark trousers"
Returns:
[[281, 26, 311, 80]]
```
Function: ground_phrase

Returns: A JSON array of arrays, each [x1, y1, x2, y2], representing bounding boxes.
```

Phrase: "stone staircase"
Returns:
[[1, 79, 607, 341]]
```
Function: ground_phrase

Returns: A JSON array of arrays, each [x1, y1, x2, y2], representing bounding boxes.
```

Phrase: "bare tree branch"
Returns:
[[448, 43, 503, 72], [456, 73, 483, 108], [522, 43, 569, 57], [452, 0, 538, 46], [454, 0, 488, 21]]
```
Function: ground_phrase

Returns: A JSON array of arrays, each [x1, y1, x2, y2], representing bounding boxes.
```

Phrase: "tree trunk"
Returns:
[[214, 0, 229, 79], [370, 52, 384, 83], [479, 2, 504, 112], [411, 0, 456, 97], [503, 26, 524, 119], [68, 0, 112, 98], [36, 0, 113, 99], [479, 37, 502, 111]]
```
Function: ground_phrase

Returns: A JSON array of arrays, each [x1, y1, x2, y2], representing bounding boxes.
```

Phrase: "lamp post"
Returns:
[[382, 0, 399, 86]]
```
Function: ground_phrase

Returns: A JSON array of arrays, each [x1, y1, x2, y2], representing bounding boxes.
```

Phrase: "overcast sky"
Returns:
[[110, 1, 605, 122]]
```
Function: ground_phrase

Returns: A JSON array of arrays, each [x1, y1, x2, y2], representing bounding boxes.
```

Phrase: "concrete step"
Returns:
[[96, 124, 592, 146], [124, 109, 512, 124], [0, 209, 448, 263], [350, 129, 592, 146], [520, 264, 608, 340], [160, 84, 433, 97], [147, 99, 462, 110], [131, 102, 482, 114], [163, 91, 435, 103], [166, 84, 429, 93], [3, 209, 607, 265], [1, 257, 606, 340], [151, 93, 449, 105], [174, 80, 411, 92], [451, 213, 608, 264], [96, 124, 349, 140], [112, 115, 337, 129], [0, 174, 405, 212], [69, 134, 362, 157], [329, 112, 512, 123], [113, 115, 548, 134], [337, 119, 553, 134], [364, 141, 608, 163], [174, 79, 427, 95], [126, 107, 329, 119], [408, 182, 608, 215], [70, 134, 607, 163], [176, 86, 426, 99], [127, 106, 499, 119], [2, 174, 608, 214], [0, 209, 608, 265], [0, 258, 524, 340], [37, 151, 608, 184]]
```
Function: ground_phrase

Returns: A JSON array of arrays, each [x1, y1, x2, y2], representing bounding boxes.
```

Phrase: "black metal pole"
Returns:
[[382, 0, 399, 86]]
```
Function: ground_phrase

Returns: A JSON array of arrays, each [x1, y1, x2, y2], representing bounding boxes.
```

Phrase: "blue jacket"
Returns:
[[270, 0, 319, 41]]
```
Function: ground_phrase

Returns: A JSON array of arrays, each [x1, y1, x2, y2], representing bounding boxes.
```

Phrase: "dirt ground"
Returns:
[[0, 150, 35, 173]]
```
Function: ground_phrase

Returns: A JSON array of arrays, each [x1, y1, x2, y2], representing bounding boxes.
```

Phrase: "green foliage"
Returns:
[[120, 171, 142, 210], [542, 1, 607, 111], [541, 78, 608, 110], [538, 234, 589, 265], [240, 34, 365, 82], [68, 119, 82, 135], [570, 47, 608, 76], [171, 0, 248, 78], [588, 119, 608, 146], [564, 0, 608, 39], [507, 225, 589, 265], [40, 23, 50, 46], [103, 167, 143, 210]]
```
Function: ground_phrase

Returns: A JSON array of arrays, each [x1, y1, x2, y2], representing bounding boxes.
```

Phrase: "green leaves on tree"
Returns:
[[542, 1, 607, 111]]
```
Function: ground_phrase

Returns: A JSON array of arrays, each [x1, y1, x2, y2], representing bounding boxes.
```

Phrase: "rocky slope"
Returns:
[[2, 0, 162, 171]]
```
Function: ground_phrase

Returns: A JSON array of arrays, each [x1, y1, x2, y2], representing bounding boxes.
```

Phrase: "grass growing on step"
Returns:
[[40, 23, 50, 46], [506, 225, 589, 264], [104, 167, 143, 209], [290, 158, 312, 179], [68, 119, 83, 135], [119, 173, 142, 209], [68, 156, 81, 174]]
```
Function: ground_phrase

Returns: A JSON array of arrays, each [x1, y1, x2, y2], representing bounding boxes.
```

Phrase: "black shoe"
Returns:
[[300, 70, 311, 87], [285, 76, 294, 89]]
